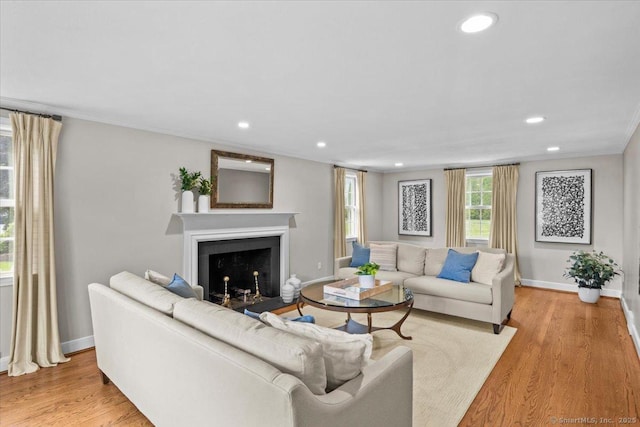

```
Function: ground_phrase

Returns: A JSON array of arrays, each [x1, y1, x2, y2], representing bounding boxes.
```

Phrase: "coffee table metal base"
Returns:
[[337, 304, 414, 340]]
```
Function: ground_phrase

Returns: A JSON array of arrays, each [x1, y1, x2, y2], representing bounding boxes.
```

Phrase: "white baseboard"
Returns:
[[621, 297, 640, 360], [521, 278, 622, 298], [0, 335, 95, 374], [302, 276, 335, 286]]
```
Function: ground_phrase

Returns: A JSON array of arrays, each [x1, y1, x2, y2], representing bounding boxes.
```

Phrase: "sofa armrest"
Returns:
[[491, 254, 515, 323], [191, 285, 204, 301], [334, 256, 352, 277], [277, 346, 413, 427]]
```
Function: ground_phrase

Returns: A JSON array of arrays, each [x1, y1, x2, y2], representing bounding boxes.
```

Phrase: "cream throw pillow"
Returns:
[[471, 252, 506, 285], [260, 312, 373, 391], [369, 243, 398, 272], [145, 269, 172, 286]]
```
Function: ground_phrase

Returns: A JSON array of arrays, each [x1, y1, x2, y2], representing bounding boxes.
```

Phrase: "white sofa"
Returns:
[[88, 271, 413, 427], [335, 242, 515, 334]]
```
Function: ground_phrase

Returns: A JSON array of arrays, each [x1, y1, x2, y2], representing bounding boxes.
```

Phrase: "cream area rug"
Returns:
[[285, 306, 516, 427]]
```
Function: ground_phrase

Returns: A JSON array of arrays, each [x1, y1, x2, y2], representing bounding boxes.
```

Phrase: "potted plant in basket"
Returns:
[[197, 177, 212, 213], [564, 250, 620, 303], [355, 262, 380, 289], [179, 167, 201, 213]]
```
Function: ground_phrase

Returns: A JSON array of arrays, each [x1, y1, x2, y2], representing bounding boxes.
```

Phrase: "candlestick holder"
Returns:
[[252, 271, 263, 303], [221, 276, 232, 308]]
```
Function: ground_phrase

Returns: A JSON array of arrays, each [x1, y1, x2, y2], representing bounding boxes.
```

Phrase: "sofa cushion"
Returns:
[[370, 243, 398, 271], [404, 276, 493, 304], [471, 251, 506, 285], [397, 244, 426, 275], [110, 271, 183, 316], [166, 274, 198, 299], [350, 241, 370, 267], [260, 312, 373, 391], [337, 267, 417, 286], [173, 299, 328, 395], [437, 250, 479, 283], [424, 248, 449, 276], [144, 269, 172, 286]]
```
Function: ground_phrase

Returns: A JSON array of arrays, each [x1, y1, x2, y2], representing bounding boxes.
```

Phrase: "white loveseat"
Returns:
[[335, 242, 515, 333], [88, 271, 413, 427]]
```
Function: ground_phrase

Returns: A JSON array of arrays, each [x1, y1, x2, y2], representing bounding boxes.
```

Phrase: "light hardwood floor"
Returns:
[[1, 287, 639, 426]]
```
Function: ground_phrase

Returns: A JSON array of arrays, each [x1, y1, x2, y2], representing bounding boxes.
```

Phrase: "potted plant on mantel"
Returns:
[[198, 177, 212, 213], [179, 167, 201, 213], [355, 262, 380, 289], [564, 250, 620, 303]]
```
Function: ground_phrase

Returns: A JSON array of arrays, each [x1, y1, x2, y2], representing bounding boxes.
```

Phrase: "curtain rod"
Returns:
[[0, 107, 62, 122], [444, 162, 520, 171], [334, 165, 368, 173]]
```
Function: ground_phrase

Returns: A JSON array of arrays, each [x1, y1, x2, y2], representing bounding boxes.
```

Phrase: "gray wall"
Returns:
[[622, 122, 640, 347], [0, 116, 387, 356], [380, 154, 624, 291]]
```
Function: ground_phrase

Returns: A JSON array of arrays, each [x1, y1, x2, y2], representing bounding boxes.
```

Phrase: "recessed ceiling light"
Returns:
[[245, 160, 252, 163], [238, 121, 250, 129], [317, 141, 326, 148], [459, 13, 498, 33], [395, 162, 404, 167], [525, 116, 546, 124], [547, 146, 560, 152]]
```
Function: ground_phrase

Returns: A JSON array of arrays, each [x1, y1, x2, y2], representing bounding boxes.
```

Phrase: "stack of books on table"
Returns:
[[323, 278, 393, 300]]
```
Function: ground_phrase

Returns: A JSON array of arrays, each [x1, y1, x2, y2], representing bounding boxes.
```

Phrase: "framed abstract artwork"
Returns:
[[535, 169, 592, 244], [398, 179, 432, 236]]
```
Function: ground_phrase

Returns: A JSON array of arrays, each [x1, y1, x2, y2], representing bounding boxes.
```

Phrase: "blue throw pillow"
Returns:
[[166, 274, 198, 299], [350, 241, 370, 267], [244, 309, 315, 323], [437, 250, 479, 283]]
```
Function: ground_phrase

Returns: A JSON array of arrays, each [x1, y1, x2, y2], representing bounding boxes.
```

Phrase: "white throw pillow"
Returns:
[[260, 312, 373, 391], [369, 243, 398, 272], [471, 252, 506, 285], [145, 269, 172, 287]]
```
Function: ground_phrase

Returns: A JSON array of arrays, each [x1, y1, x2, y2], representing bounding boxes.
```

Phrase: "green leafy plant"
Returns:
[[179, 167, 201, 192], [564, 250, 620, 289], [355, 262, 380, 276], [198, 178, 212, 196]]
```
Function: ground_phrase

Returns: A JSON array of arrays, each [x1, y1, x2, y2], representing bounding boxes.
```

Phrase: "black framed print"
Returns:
[[398, 179, 432, 236], [535, 169, 592, 244]]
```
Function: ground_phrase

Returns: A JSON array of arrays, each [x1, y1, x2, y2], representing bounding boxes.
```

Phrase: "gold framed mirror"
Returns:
[[211, 150, 274, 208]]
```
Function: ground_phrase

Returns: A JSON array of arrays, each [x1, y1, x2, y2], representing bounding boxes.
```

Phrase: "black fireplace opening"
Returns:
[[197, 236, 280, 303]]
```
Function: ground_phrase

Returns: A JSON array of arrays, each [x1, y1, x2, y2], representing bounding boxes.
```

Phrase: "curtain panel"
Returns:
[[489, 165, 522, 284], [356, 170, 367, 244], [8, 113, 69, 376], [444, 169, 466, 247], [333, 167, 347, 259]]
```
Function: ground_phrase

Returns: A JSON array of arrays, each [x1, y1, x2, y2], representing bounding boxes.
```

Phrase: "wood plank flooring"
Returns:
[[1, 287, 639, 426]]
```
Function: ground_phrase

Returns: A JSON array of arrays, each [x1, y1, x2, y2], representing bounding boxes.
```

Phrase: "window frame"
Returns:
[[0, 115, 14, 285], [465, 169, 492, 243], [344, 172, 359, 240]]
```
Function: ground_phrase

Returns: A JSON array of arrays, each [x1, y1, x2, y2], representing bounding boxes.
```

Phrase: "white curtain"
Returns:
[[8, 113, 69, 376], [333, 167, 346, 259], [356, 170, 367, 244]]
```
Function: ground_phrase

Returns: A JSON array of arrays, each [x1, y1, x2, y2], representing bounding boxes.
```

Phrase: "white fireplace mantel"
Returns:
[[175, 211, 298, 287]]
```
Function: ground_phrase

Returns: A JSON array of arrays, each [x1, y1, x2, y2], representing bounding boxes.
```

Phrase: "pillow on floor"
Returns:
[[437, 249, 479, 283], [369, 243, 398, 272], [350, 241, 370, 267], [471, 252, 506, 285], [260, 311, 373, 391]]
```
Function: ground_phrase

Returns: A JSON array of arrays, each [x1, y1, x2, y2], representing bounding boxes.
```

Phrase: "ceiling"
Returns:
[[1, 1, 640, 172]]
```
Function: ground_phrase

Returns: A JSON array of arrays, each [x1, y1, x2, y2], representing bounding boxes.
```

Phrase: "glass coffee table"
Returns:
[[297, 280, 414, 340]]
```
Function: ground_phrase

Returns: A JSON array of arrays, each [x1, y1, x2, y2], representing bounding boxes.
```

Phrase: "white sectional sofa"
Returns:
[[88, 271, 413, 427], [335, 242, 515, 334]]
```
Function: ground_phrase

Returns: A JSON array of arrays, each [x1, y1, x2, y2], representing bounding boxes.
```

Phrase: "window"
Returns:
[[465, 171, 492, 241], [344, 173, 358, 239], [0, 116, 14, 279]]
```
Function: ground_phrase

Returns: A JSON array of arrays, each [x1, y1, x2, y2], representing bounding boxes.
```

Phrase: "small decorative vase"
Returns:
[[181, 190, 195, 213], [281, 283, 295, 304], [198, 195, 209, 213], [358, 274, 375, 288], [286, 274, 302, 299], [578, 287, 600, 303]]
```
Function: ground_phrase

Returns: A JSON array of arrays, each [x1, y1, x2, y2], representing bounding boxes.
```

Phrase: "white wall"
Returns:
[[622, 122, 640, 354], [381, 154, 625, 293], [0, 116, 390, 362]]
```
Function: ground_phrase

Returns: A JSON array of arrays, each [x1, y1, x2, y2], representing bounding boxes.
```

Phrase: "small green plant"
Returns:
[[355, 262, 380, 276], [179, 167, 201, 192], [564, 250, 620, 289], [198, 178, 212, 196]]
